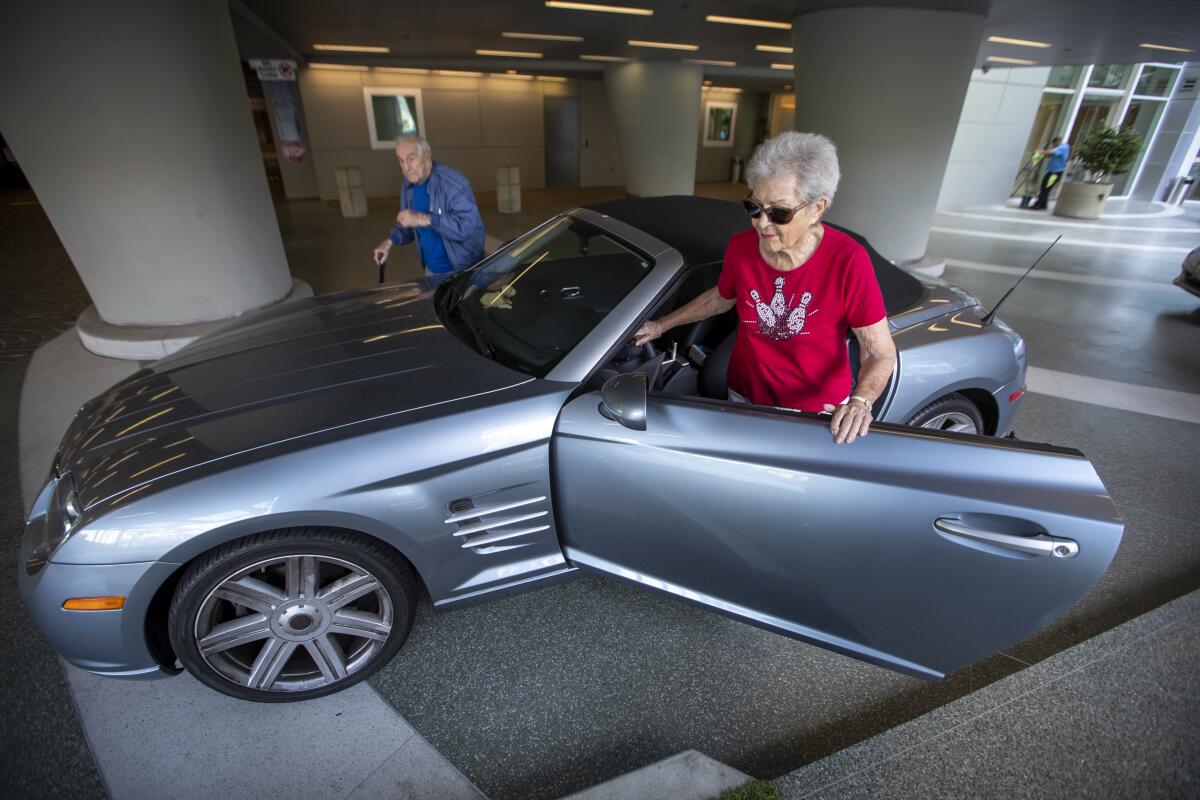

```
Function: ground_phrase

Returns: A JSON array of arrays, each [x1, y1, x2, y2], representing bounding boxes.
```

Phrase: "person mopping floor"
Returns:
[[1013, 148, 1045, 208], [1030, 136, 1070, 210]]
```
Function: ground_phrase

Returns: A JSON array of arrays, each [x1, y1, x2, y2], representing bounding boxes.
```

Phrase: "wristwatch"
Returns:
[[849, 395, 873, 412]]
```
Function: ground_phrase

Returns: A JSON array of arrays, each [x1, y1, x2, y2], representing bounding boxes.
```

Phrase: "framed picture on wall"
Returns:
[[363, 87, 426, 150], [703, 100, 737, 147]]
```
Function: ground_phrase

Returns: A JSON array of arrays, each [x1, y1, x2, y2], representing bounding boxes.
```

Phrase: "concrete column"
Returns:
[[605, 63, 703, 197], [0, 0, 297, 342], [1131, 63, 1200, 203], [791, 6, 986, 262]]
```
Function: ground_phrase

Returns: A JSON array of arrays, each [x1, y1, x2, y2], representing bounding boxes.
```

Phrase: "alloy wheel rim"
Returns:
[[920, 411, 978, 434], [194, 554, 393, 693]]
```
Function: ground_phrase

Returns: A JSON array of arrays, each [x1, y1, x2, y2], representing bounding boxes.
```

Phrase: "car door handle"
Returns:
[[560, 286, 582, 299], [934, 517, 1079, 558]]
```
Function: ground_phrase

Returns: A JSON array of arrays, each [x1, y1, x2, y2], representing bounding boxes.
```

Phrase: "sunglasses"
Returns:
[[743, 196, 812, 225]]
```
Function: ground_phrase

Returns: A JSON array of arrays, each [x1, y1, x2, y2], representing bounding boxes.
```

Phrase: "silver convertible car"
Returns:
[[20, 196, 1123, 702]]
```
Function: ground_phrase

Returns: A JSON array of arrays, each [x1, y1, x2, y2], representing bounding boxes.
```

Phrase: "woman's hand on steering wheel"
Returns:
[[633, 319, 664, 347]]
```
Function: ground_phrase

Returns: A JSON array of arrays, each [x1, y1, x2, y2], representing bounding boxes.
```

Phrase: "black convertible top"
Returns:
[[584, 195, 924, 314]]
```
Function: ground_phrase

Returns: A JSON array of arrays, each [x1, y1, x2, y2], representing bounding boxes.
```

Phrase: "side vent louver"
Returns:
[[445, 493, 550, 554]]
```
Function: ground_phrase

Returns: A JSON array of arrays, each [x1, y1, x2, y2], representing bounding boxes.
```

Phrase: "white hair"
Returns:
[[745, 131, 840, 204], [396, 133, 431, 159]]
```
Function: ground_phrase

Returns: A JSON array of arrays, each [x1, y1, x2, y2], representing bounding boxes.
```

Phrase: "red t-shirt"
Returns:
[[716, 226, 886, 412]]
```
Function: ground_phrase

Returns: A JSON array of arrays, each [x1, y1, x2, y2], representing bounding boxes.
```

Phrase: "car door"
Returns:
[[551, 385, 1122, 679]]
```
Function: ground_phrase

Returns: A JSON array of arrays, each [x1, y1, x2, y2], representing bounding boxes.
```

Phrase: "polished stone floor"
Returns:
[[2, 184, 1197, 799], [776, 589, 1200, 799], [1, 192, 107, 798], [0, 190, 91, 366]]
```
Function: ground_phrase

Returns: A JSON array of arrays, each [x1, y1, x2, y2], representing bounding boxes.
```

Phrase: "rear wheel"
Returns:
[[168, 528, 416, 702], [907, 393, 985, 435]]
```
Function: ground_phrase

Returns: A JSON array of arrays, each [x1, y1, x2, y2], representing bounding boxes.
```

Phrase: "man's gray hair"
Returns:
[[745, 131, 840, 204], [396, 133, 432, 158]]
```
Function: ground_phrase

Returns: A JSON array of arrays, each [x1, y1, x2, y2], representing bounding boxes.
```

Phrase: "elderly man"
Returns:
[[372, 134, 486, 276]]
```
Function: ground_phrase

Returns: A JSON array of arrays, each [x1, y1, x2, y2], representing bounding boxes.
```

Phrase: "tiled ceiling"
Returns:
[[234, 0, 1199, 87]]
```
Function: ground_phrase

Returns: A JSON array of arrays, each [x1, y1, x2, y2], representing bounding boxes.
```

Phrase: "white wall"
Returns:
[[936, 66, 1051, 210], [695, 90, 762, 183], [297, 69, 582, 201], [290, 70, 771, 198]]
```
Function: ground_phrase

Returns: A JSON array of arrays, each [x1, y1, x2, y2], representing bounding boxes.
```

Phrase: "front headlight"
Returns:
[[24, 476, 82, 575]]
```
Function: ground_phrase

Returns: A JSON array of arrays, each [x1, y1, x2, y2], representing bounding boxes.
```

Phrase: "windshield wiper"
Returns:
[[436, 273, 494, 359], [453, 306, 495, 360]]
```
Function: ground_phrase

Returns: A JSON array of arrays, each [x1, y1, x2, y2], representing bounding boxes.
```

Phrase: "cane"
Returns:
[[377, 257, 386, 285]]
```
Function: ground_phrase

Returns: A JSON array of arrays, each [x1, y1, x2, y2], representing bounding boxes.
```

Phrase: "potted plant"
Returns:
[[1054, 125, 1143, 219]]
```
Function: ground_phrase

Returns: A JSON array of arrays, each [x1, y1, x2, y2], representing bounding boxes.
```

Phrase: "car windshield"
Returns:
[[441, 215, 654, 377]]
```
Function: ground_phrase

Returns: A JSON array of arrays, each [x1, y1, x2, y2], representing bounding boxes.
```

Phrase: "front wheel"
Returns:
[[168, 528, 417, 702], [906, 392, 985, 435]]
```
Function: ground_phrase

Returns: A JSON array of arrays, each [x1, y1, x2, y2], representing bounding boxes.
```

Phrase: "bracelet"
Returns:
[[849, 395, 873, 411]]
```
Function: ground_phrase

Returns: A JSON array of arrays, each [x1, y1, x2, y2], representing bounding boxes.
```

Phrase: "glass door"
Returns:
[[1068, 97, 1121, 180], [1112, 99, 1169, 195]]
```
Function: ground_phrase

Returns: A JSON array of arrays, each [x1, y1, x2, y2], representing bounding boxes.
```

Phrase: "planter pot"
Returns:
[[1053, 180, 1114, 219]]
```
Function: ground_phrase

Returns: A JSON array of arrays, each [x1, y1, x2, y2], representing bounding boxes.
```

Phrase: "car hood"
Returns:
[[56, 281, 530, 510]]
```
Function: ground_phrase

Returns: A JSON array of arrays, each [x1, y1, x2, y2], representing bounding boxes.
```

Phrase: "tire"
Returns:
[[168, 528, 417, 702], [906, 392, 985, 435]]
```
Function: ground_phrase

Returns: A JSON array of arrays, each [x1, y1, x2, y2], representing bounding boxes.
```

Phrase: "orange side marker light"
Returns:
[[63, 596, 126, 611]]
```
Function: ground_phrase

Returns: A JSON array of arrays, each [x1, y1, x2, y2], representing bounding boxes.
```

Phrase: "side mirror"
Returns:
[[598, 373, 647, 431]]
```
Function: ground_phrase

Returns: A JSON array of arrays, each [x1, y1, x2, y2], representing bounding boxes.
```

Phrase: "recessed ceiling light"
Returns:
[[707, 86, 743, 93], [756, 45, 793, 54], [435, 69, 484, 77], [580, 54, 631, 62], [629, 39, 699, 51], [1139, 43, 1193, 53], [703, 80, 713, 86], [502, 32, 585, 42], [309, 63, 369, 71], [986, 36, 1051, 48], [375, 67, 431, 74], [492, 72, 535, 80], [476, 49, 544, 58], [985, 55, 1037, 65], [685, 58, 737, 67], [546, 1, 652, 15], [312, 44, 390, 53], [783, 84, 792, 91], [706, 15, 791, 30], [770, 63, 794, 70], [538, 76, 569, 82]]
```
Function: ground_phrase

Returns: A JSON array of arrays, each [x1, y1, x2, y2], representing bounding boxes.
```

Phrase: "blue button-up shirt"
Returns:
[[1046, 143, 1070, 173]]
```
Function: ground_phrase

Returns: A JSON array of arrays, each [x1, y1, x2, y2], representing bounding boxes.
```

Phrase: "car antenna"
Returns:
[[981, 235, 1061, 326]]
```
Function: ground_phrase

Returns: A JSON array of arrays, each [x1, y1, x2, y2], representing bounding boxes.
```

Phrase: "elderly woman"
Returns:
[[634, 131, 896, 444]]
